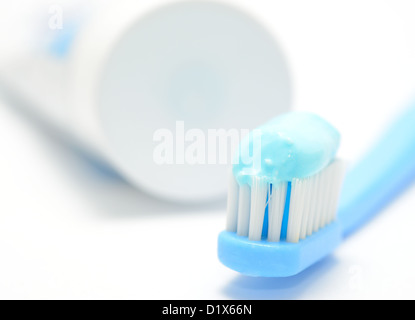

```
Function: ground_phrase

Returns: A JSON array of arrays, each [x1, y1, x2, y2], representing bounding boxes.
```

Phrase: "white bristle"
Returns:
[[225, 172, 239, 232], [268, 182, 287, 242], [312, 169, 325, 233], [248, 177, 268, 241], [286, 178, 305, 243], [237, 184, 251, 237], [321, 164, 335, 227], [306, 173, 319, 237], [318, 166, 331, 229], [226, 159, 345, 243], [299, 176, 312, 240]]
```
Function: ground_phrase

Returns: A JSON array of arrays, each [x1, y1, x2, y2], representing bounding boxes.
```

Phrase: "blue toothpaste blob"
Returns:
[[233, 112, 340, 186]]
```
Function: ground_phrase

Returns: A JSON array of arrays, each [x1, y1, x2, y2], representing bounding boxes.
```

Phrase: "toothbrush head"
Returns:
[[218, 112, 346, 277], [218, 221, 342, 277]]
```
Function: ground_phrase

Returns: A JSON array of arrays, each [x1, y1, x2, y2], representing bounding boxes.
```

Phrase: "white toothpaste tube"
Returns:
[[0, 0, 292, 202]]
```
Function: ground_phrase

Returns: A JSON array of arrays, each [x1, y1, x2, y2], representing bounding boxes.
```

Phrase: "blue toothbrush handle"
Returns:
[[338, 105, 415, 236]]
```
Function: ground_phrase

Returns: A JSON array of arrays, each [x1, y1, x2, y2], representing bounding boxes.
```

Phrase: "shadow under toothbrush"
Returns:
[[222, 255, 338, 300]]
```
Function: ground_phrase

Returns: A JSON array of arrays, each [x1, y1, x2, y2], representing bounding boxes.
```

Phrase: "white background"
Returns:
[[1, 0, 415, 299]]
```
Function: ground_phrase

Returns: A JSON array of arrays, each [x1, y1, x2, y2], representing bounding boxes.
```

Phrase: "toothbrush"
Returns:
[[218, 106, 415, 277]]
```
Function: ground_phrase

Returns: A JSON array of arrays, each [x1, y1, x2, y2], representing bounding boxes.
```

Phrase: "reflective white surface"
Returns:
[[1, 0, 415, 299]]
